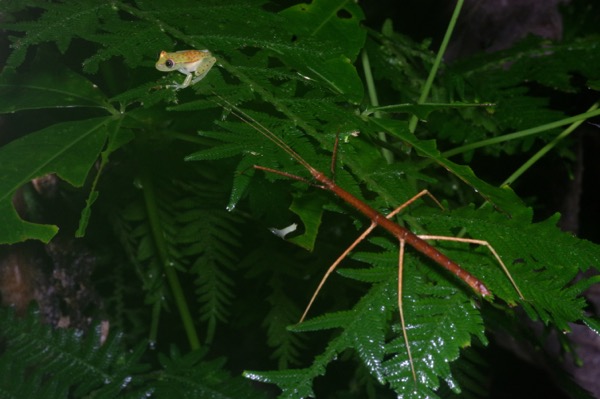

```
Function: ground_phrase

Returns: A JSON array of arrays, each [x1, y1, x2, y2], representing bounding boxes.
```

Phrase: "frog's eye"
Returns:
[[165, 59, 174, 68]]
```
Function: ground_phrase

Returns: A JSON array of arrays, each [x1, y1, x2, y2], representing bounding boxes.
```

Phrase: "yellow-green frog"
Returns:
[[155, 49, 216, 90]]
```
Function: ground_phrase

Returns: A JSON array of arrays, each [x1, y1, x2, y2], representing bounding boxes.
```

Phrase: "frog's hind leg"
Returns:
[[191, 70, 211, 85]]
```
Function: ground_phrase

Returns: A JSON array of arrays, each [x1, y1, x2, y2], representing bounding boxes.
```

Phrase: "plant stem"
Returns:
[[502, 101, 600, 186], [139, 169, 201, 351], [409, 0, 463, 133], [443, 106, 600, 158], [362, 49, 394, 163]]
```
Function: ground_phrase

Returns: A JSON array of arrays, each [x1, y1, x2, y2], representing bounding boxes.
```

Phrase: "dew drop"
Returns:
[[121, 376, 132, 389]]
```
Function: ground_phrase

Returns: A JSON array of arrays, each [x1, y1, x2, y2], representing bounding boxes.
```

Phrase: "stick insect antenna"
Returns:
[[213, 95, 315, 174]]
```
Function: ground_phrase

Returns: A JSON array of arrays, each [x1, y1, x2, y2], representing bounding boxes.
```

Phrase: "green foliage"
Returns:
[[114, 159, 244, 344], [155, 346, 269, 399], [0, 307, 150, 398], [0, 307, 264, 399], [1, 0, 600, 398]]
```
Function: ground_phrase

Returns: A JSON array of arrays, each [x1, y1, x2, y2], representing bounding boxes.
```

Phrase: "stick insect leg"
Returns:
[[300, 189, 441, 322], [398, 238, 417, 382], [388, 189, 444, 218], [253, 165, 316, 186], [299, 221, 377, 322], [417, 235, 525, 299]]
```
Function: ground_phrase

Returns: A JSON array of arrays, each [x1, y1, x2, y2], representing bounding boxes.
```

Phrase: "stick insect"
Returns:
[[216, 97, 525, 382]]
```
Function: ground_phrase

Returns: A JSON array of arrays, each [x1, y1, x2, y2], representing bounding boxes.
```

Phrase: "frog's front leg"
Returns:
[[174, 71, 194, 90], [163, 72, 191, 90], [168, 57, 215, 90]]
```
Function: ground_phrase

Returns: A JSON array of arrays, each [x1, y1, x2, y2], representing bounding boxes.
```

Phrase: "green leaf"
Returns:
[[77, 121, 134, 237], [367, 101, 494, 120], [244, 368, 317, 399], [157, 348, 267, 399], [452, 36, 600, 94], [263, 283, 307, 369], [2, 1, 599, 398], [3, 1, 119, 69], [246, 281, 391, 398], [76, 189, 99, 237], [278, 0, 366, 102], [414, 207, 597, 329], [0, 117, 110, 244], [0, 67, 109, 113], [249, 261, 488, 398], [287, 193, 326, 251], [280, 0, 365, 59], [372, 117, 527, 216], [583, 317, 600, 336], [589, 79, 600, 91], [0, 307, 150, 397]]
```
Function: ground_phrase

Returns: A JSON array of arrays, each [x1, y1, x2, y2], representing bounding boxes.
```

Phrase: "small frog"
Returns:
[[155, 49, 216, 90]]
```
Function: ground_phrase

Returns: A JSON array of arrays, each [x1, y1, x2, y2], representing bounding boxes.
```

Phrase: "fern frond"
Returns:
[[116, 193, 169, 310], [156, 347, 268, 399], [247, 272, 393, 399], [415, 206, 595, 329], [165, 178, 244, 343], [112, 153, 244, 345], [262, 280, 307, 369], [440, 342, 490, 399], [0, 307, 150, 398], [4, 1, 117, 69]]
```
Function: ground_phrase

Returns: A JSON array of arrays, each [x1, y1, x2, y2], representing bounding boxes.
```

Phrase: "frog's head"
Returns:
[[155, 51, 176, 72]]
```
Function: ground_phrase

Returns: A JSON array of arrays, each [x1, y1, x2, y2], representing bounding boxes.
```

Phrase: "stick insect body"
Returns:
[[220, 99, 523, 382]]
